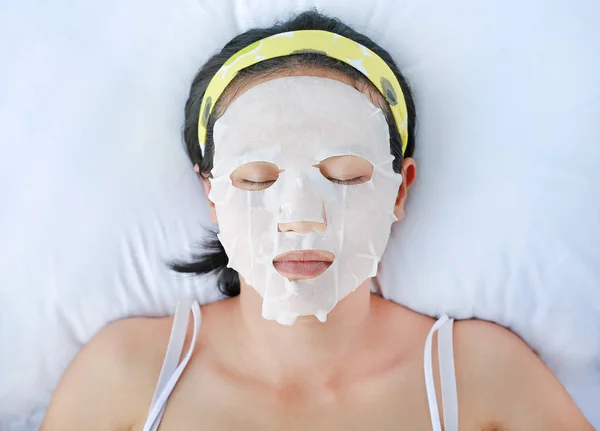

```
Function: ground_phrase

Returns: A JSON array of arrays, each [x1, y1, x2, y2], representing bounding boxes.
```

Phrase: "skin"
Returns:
[[41, 68, 593, 431]]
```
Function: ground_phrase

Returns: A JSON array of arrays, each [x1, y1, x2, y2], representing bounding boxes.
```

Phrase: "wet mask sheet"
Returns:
[[209, 76, 402, 325]]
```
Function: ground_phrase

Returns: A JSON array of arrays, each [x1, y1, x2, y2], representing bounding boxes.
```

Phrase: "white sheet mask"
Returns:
[[209, 76, 402, 325]]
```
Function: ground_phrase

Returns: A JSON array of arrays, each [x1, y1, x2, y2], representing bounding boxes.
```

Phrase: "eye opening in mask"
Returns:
[[230, 161, 283, 191], [313, 155, 373, 185]]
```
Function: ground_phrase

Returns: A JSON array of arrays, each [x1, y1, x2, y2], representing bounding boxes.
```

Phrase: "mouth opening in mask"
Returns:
[[273, 250, 335, 281]]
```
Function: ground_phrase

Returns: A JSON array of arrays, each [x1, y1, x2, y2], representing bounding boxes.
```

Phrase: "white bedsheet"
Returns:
[[0, 0, 598, 429]]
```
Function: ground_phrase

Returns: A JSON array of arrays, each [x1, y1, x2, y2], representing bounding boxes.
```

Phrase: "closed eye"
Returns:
[[230, 161, 281, 191], [314, 155, 373, 186]]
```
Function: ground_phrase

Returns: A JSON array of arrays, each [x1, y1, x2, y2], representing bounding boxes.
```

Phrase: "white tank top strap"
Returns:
[[423, 314, 458, 431], [438, 317, 458, 430], [142, 300, 201, 431]]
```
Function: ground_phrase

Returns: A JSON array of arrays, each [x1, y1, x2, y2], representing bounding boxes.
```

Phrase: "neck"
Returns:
[[227, 277, 376, 388]]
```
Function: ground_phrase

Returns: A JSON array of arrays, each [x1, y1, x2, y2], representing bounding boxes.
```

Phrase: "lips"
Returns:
[[273, 250, 334, 279]]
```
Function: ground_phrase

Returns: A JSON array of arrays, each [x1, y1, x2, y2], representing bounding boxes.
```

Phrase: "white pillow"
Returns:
[[0, 0, 598, 429]]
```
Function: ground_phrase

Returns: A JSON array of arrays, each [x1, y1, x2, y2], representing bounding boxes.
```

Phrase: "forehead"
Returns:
[[212, 76, 390, 164]]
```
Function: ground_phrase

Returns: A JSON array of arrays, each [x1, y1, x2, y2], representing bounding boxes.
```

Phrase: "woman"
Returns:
[[42, 10, 592, 431]]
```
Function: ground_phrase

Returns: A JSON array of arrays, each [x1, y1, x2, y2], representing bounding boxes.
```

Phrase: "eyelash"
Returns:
[[240, 177, 366, 188], [239, 179, 276, 189], [327, 176, 366, 185]]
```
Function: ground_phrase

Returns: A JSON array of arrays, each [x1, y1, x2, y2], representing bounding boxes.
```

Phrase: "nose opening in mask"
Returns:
[[277, 169, 326, 224], [277, 202, 327, 233], [277, 219, 326, 233]]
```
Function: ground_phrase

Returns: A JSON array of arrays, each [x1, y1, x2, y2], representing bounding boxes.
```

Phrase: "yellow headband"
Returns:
[[198, 30, 409, 157]]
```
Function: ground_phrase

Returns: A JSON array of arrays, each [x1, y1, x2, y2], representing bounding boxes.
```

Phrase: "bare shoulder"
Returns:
[[453, 318, 531, 367], [97, 315, 174, 364], [452, 319, 593, 430], [452, 318, 555, 390], [89, 315, 175, 385], [451, 319, 533, 403], [42, 315, 174, 431]]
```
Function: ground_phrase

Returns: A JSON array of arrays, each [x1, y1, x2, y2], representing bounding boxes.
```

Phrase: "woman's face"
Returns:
[[203, 68, 415, 325]]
